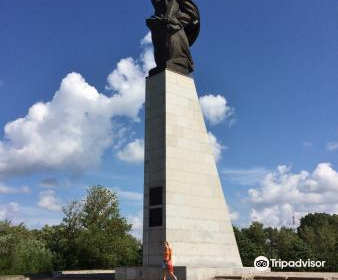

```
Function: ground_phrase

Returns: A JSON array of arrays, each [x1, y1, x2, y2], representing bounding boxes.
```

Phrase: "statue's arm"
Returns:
[[163, 0, 180, 20], [146, 16, 163, 28]]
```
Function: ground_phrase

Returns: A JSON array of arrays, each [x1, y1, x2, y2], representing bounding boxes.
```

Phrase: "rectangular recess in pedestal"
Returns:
[[143, 70, 243, 268], [149, 187, 163, 206], [149, 208, 162, 227]]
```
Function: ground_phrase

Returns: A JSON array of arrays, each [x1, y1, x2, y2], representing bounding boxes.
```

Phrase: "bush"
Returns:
[[0, 221, 52, 275], [12, 238, 53, 274]]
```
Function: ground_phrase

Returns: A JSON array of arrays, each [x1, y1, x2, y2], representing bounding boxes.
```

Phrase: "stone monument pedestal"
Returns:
[[117, 70, 260, 280]]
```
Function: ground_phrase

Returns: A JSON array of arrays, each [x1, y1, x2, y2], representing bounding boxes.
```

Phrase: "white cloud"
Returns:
[[117, 138, 144, 164], [0, 204, 62, 228], [106, 32, 155, 120], [0, 73, 114, 177], [141, 32, 152, 45], [112, 187, 143, 202], [0, 34, 154, 178], [326, 141, 338, 151], [248, 163, 338, 227], [0, 183, 30, 194], [230, 211, 239, 221], [208, 132, 226, 162], [38, 190, 62, 212], [199, 94, 234, 125], [106, 58, 146, 120], [127, 211, 143, 240], [0, 202, 20, 220], [223, 167, 269, 186]]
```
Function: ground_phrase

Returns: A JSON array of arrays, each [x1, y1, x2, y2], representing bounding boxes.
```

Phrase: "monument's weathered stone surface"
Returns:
[[143, 69, 242, 267], [117, 69, 263, 280]]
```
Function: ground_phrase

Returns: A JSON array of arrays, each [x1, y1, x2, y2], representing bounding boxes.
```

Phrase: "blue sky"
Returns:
[[0, 0, 338, 237]]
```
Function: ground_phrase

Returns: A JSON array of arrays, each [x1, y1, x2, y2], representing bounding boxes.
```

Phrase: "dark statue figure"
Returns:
[[146, 0, 200, 76]]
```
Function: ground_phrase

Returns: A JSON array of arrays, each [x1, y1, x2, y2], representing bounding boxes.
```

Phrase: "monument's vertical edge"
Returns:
[[143, 72, 166, 266]]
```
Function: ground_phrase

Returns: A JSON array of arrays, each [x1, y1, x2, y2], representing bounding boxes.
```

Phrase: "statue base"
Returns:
[[148, 61, 191, 76]]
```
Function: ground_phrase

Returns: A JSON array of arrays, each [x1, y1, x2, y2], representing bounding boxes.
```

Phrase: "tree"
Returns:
[[38, 224, 69, 270], [234, 226, 264, 267], [40, 185, 142, 270], [298, 213, 338, 271], [242, 222, 267, 247], [234, 214, 337, 272], [0, 221, 52, 275], [12, 238, 52, 274], [77, 186, 141, 268], [274, 227, 314, 271]]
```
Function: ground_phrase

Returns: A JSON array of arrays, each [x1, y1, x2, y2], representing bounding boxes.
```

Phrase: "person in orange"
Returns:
[[162, 241, 178, 280]]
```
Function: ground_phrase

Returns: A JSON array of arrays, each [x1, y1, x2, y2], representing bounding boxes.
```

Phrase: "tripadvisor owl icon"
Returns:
[[254, 256, 270, 272]]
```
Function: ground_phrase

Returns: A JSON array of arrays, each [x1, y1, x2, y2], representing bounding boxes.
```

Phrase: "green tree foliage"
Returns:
[[298, 213, 338, 271], [274, 227, 314, 271], [2, 189, 336, 274], [12, 238, 53, 274], [234, 213, 337, 272], [39, 224, 69, 270], [0, 186, 141, 274], [233, 226, 264, 267], [40, 186, 142, 270], [0, 221, 52, 275]]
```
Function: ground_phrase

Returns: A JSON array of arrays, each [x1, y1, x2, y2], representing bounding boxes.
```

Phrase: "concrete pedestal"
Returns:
[[117, 70, 252, 280]]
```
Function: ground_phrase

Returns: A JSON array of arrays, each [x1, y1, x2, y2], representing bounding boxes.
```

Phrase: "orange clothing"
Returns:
[[163, 247, 172, 262]]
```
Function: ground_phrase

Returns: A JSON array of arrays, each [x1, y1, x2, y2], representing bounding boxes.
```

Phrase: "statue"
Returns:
[[146, 0, 200, 76]]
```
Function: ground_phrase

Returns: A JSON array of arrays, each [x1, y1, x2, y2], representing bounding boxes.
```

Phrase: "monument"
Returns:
[[146, 0, 200, 76], [116, 1, 258, 279]]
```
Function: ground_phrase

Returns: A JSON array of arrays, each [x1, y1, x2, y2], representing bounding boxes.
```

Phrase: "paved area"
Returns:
[[217, 272, 338, 280]]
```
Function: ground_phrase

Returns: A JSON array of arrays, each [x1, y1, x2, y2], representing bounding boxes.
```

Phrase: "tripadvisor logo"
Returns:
[[254, 256, 326, 271], [254, 256, 270, 272]]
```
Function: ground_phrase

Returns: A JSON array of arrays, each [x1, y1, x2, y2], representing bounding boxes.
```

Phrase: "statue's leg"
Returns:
[[166, 29, 194, 75], [149, 24, 170, 75]]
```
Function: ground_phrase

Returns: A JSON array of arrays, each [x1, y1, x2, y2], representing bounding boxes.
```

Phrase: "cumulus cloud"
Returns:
[[106, 32, 155, 120], [248, 163, 338, 227], [208, 132, 227, 162], [117, 138, 144, 164], [326, 141, 338, 151], [199, 94, 234, 125], [0, 73, 115, 177], [0, 183, 30, 194], [106, 60, 147, 120], [141, 32, 152, 45], [230, 211, 240, 221], [0, 34, 154, 178], [38, 190, 62, 212], [0, 202, 20, 220]]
